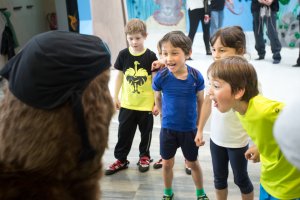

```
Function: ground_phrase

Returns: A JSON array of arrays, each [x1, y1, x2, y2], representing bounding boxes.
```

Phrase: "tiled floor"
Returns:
[[101, 118, 261, 200]]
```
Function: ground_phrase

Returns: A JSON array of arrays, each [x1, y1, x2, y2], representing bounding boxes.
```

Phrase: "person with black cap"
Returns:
[[0, 30, 114, 200]]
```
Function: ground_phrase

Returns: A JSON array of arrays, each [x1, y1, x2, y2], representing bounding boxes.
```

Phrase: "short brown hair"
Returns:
[[125, 18, 147, 36], [207, 56, 259, 102], [210, 26, 246, 55], [159, 31, 192, 56]]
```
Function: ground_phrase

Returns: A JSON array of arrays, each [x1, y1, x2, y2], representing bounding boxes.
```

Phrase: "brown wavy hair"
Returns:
[[0, 69, 114, 200]]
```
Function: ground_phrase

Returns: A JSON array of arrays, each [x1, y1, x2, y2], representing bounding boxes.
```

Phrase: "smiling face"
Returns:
[[161, 41, 190, 75], [211, 37, 238, 60], [126, 32, 146, 53]]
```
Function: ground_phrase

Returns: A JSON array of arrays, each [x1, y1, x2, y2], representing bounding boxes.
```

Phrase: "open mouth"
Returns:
[[167, 63, 176, 70], [212, 99, 218, 108]]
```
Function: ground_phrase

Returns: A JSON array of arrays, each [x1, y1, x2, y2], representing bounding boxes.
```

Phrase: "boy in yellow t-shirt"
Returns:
[[105, 19, 159, 175], [207, 56, 300, 200]]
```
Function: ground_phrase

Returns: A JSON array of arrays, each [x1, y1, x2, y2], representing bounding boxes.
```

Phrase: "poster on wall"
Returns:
[[126, 0, 186, 32], [277, 0, 299, 48], [66, 0, 80, 33]]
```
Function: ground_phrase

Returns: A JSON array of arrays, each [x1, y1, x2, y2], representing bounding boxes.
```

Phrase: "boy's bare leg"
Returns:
[[186, 160, 203, 189], [216, 188, 228, 200], [242, 191, 254, 200], [162, 157, 175, 188]]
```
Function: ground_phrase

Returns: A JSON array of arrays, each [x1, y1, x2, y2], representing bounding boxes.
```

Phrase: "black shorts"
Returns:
[[160, 128, 198, 161]]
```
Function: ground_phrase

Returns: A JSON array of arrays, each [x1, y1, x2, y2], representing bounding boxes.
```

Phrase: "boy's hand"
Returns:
[[114, 98, 121, 110], [152, 105, 160, 116], [194, 131, 205, 147], [151, 60, 165, 71], [245, 145, 260, 163]]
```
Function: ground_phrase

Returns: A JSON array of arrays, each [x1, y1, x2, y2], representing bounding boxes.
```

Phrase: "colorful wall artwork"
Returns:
[[277, 0, 299, 48], [126, 0, 187, 32]]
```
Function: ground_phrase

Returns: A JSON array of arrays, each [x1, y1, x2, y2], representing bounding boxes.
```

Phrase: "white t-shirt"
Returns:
[[186, 0, 205, 10], [210, 107, 249, 148]]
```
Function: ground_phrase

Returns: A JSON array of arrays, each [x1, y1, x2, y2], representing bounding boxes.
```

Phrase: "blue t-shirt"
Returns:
[[152, 65, 205, 131]]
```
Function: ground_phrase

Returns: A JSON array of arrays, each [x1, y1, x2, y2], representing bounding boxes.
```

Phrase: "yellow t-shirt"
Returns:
[[115, 48, 157, 111], [237, 95, 300, 199]]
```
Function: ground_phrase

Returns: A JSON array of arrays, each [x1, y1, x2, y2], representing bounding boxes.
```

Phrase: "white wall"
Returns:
[[0, 0, 57, 68]]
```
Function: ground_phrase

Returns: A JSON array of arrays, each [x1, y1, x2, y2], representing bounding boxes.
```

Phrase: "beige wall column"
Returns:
[[91, 0, 127, 63]]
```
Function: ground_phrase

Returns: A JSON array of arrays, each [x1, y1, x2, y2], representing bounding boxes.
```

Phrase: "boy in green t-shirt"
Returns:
[[207, 56, 300, 200]]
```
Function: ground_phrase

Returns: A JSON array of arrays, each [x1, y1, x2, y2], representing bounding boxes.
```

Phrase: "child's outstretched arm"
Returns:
[[195, 90, 205, 146], [114, 70, 123, 110], [152, 71, 160, 116], [151, 59, 165, 71], [195, 95, 212, 147]]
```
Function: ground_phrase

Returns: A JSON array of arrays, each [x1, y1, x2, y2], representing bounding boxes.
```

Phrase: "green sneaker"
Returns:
[[197, 194, 209, 200], [162, 193, 174, 200]]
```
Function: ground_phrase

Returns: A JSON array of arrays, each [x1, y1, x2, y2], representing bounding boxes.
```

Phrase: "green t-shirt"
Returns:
[[237, 95, 300, 199]]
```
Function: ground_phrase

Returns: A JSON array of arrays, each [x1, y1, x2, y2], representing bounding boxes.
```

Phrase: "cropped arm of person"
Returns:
[[152, 72, 160, 116], [194, 90, 205, 146], [226, 0, 234, 6], [114, 70, 123, 110], [154, 91, 162, 114]]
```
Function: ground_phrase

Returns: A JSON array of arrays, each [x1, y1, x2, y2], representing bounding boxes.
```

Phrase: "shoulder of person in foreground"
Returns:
[[274, 99, 300, 170]]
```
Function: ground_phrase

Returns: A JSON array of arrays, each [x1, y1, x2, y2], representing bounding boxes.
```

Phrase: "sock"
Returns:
[[164, 188, 173, 196], [196, 188, 205, 197]]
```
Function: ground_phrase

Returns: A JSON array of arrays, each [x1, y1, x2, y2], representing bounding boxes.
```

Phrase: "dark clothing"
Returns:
[[210, 140, 254, 194], [66, 0, 80, 32], [115, 48, 156, 75], [1, 31, 111, 110], [251, 0, 281, 60], [115, 108, 153, 161], [251, 0, 279, 13], [160, 128, 198, 161], [210, 0, 225, 11], [252, 11, 281, 60], [188, 8, 210, 52], [1, 26, 15, 59]]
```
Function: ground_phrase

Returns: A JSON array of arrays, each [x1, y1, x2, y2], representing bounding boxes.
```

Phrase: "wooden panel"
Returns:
[[91, 0, 127, 64]]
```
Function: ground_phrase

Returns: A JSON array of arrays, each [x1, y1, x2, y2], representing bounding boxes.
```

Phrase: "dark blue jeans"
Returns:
[[252, 11, 282, 60], [210, 139, 253, 194]]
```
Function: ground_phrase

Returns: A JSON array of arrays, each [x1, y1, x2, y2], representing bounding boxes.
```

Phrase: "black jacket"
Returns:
[[251, 0, 279, 13]]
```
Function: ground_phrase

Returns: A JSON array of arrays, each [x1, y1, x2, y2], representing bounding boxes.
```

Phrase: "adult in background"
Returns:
[[251, 0, 282, 64], [187, 0, 211, 56], [210, 0, 233, 36]]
